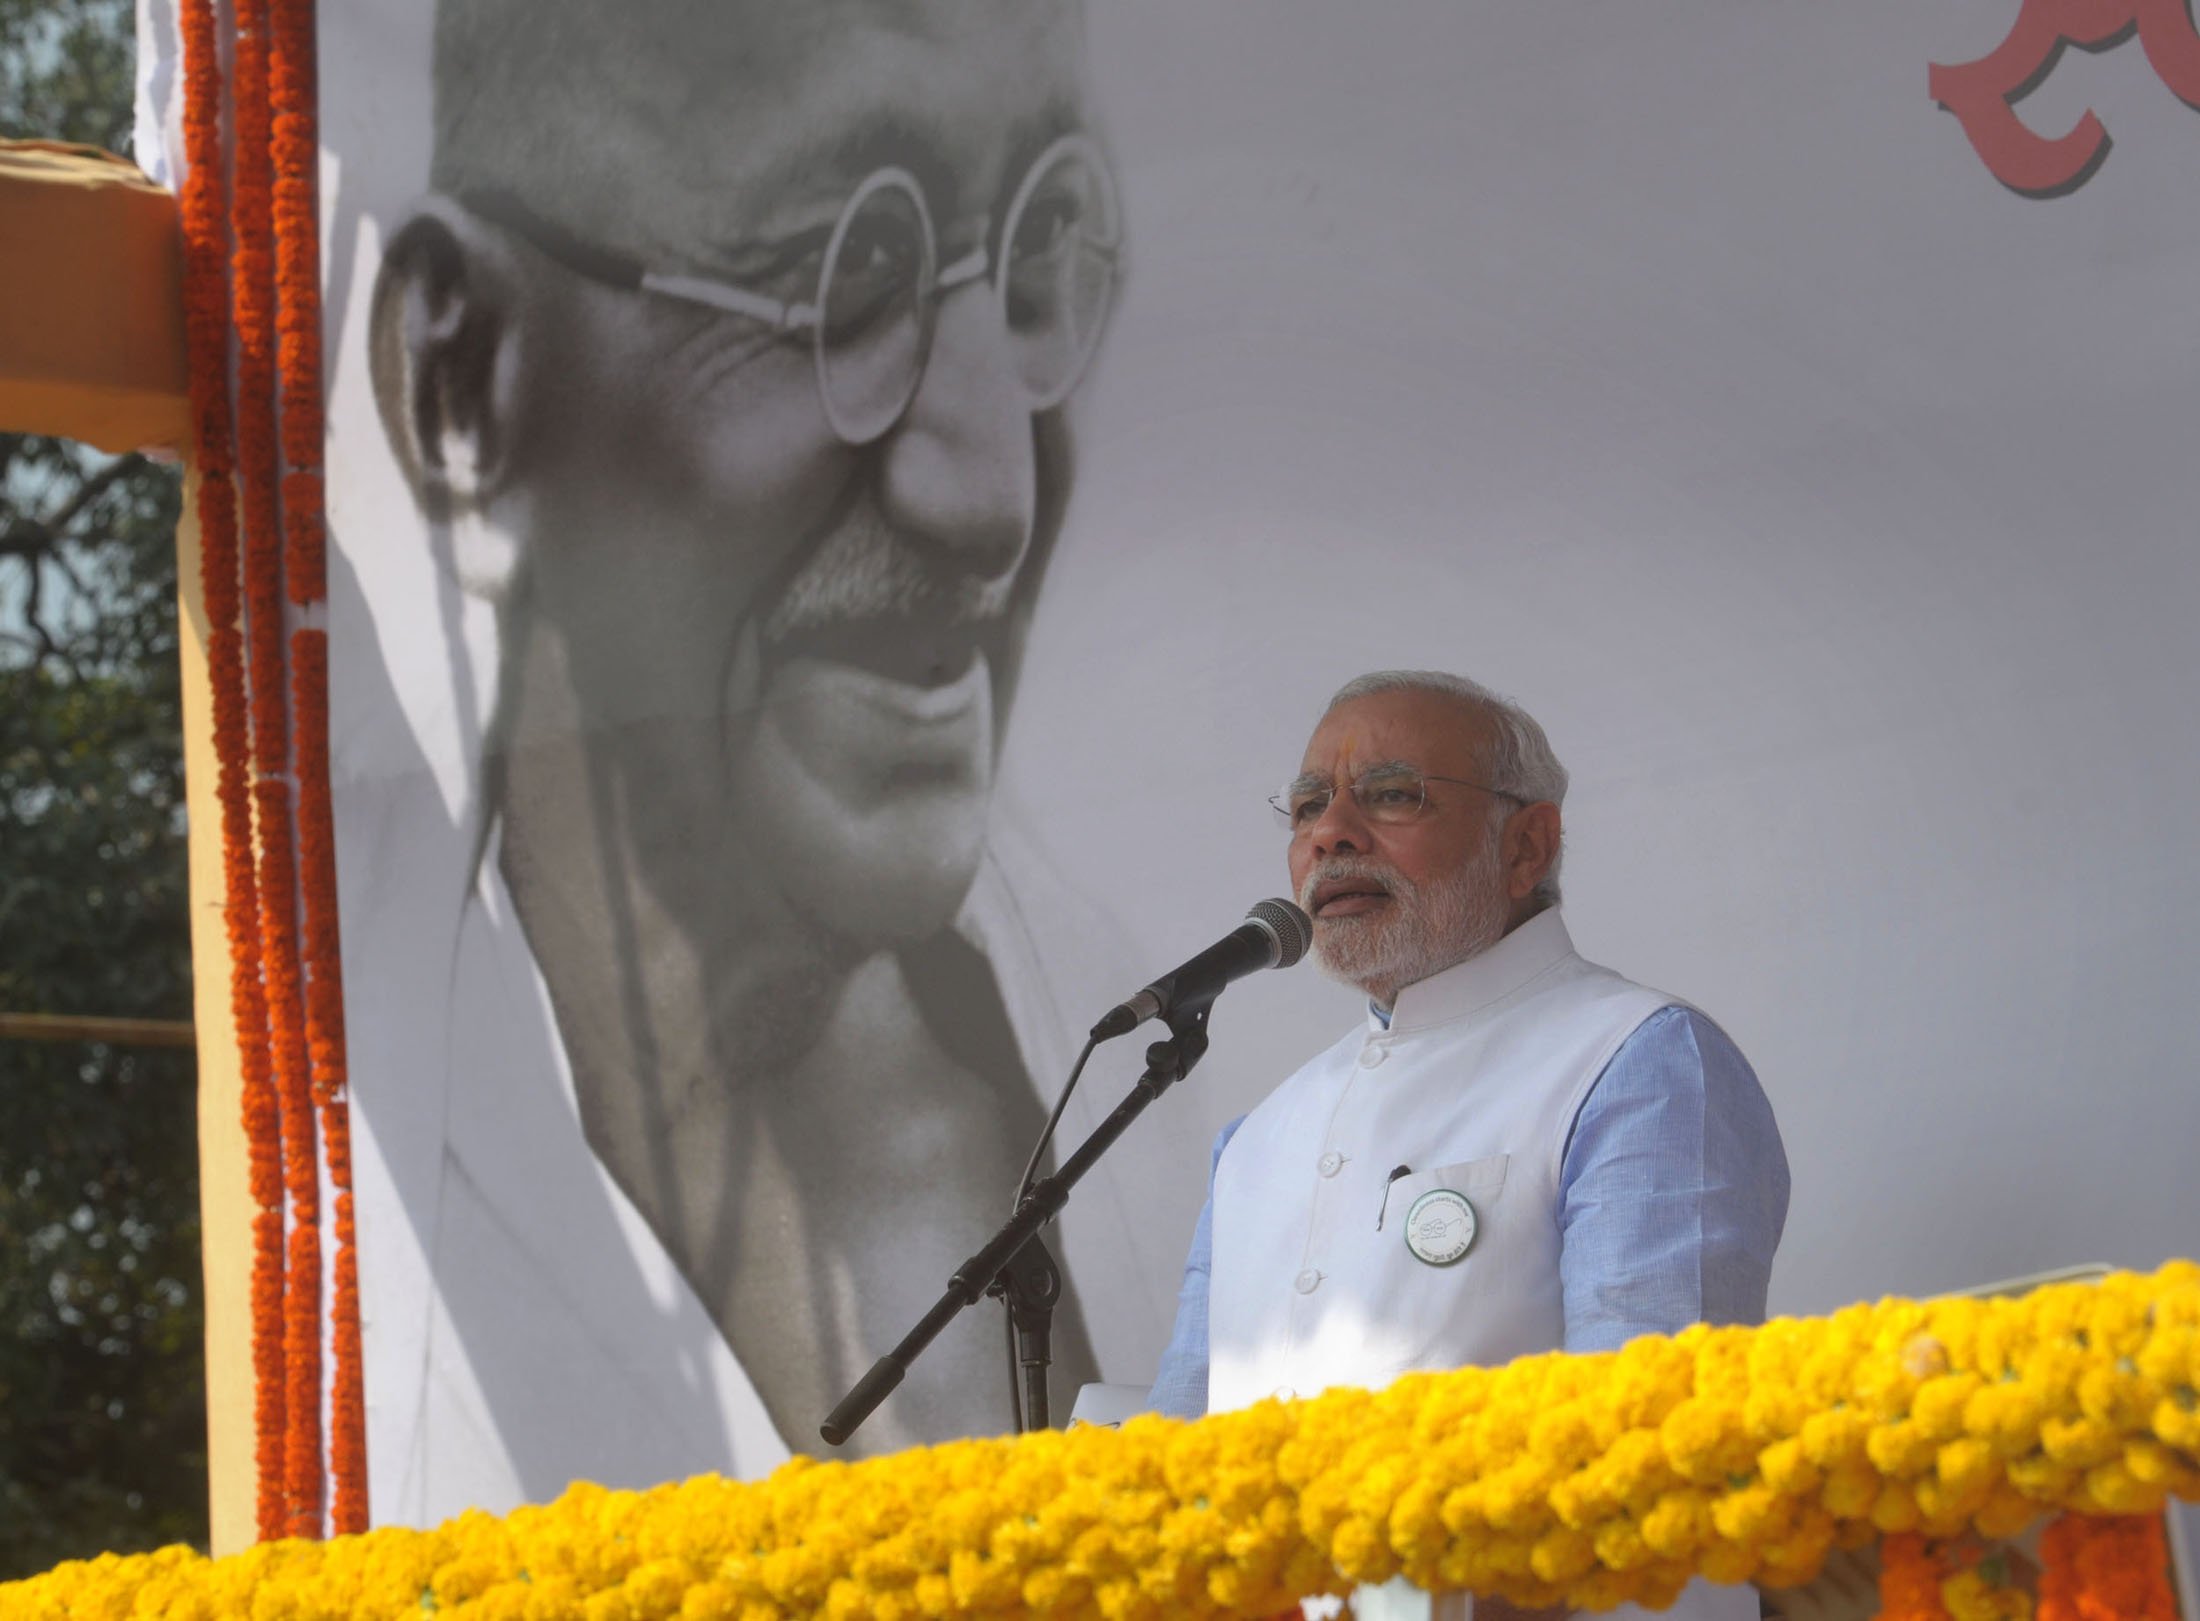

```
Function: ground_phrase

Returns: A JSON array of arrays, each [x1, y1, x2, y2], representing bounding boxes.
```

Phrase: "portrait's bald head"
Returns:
[[375, 0, 1115, 1040], [429, 0, 1090, 259]]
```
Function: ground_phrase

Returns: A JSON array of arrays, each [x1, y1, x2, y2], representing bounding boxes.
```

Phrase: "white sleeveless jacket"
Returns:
[[1209, 908, 1675, 1409], [1207, 909, 1758, 1621]]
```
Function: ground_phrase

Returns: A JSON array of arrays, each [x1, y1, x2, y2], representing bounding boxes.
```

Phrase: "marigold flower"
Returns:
[[16, 1268, 2200, 1618]]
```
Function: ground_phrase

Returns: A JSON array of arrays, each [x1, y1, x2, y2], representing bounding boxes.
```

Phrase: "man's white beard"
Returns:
[[1299, 836, 1511, 1006]]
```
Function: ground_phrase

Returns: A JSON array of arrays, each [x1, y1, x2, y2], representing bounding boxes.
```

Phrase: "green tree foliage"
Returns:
[[1, 0, 208, 1577], [1, 0, 133, 153]]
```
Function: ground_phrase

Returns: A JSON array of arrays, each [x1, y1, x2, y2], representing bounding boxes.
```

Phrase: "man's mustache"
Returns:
[[762, 510, 1019, 643], [1298, 855, 1414, 915]]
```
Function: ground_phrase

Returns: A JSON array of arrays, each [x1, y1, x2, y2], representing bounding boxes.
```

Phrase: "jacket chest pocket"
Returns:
[[1357, 1153, 1513, 1370]]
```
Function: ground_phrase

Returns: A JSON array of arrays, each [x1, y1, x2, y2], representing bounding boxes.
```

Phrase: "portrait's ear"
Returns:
[[370, 197, 526, 522]]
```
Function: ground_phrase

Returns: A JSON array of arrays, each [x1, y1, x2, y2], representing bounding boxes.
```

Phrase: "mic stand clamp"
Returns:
[[821, 1004, 1213, 1447], [988, 1233, 1062, 1431]]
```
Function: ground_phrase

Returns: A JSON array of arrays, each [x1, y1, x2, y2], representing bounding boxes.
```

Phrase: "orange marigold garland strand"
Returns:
[[227, 0, 325, 1538], [257, 503, 324, 1547], [178, 0, 290, 1545], [2039, 1513, 2177, 1621], [2038, 1517, 2079, 1621], [180, 0, 358, 1540], [293, 632, 367, 1533], [269, 0, 326, 606], [1880, 1515, 2180, 1620], [1877, 1534, 1954, 1621], [321, 1069, 367, 1534], [268, 0, 366, 1534], [228, 0, 276, 570]]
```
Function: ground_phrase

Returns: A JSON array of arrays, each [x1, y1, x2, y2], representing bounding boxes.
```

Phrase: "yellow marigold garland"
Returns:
[[10, 1264, 2199, 1619]]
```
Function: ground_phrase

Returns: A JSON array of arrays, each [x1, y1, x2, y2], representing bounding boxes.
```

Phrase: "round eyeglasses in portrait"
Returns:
[[465, 133, 1123, 446]]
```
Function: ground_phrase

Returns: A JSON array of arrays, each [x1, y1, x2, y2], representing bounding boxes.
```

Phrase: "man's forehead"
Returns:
[[1300, 692, 1490, 775]]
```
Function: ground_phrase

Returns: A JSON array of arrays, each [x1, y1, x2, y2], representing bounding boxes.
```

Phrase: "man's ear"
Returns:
[[1505, 801, 1564, 904], [370, 197, 526, 522]]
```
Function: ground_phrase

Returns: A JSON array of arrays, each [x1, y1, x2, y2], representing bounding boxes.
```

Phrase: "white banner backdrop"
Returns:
[[162, 0, 2200, 1531]]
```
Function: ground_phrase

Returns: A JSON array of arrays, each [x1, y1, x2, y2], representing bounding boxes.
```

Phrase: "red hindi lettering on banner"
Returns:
[[1931, 0, 2200, 196]]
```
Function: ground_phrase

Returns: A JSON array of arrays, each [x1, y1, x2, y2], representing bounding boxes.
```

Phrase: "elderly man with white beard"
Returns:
[[1149, 670, 1790, 1621]]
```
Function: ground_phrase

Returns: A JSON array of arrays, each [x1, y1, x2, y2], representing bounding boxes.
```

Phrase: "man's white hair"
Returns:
[[1326, 669, 1568, 906]]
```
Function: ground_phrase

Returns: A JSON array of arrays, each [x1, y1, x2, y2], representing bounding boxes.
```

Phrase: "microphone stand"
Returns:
[[993, 1230, 1063, 1430], [820, 1002, 1213, 1447]]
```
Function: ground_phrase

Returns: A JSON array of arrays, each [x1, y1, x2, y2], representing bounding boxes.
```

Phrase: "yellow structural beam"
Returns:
[[175, 472, 257, 1555], [0, 141, 188, 452]]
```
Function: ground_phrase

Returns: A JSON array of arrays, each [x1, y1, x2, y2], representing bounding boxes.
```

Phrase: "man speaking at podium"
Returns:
[[1151, 670, 1790, 1621]]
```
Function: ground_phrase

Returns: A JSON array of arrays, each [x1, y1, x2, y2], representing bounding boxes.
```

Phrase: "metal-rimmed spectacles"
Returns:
[[462, 132, 1122, 446], [1270, 764, 1528, 834]]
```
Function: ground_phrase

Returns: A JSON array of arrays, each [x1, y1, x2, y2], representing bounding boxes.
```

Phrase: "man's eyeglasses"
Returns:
[[1270, 766, 1528, 834], [463, 133, 1122, 447]]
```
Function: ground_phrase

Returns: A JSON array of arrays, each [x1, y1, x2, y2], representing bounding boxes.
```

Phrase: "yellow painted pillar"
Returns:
[[0, 136, 256, 1555], [175, 471, 258, 1555]]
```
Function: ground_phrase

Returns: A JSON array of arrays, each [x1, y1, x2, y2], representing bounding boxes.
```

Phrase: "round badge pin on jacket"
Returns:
[[1403, 1188, 1477, 1265]]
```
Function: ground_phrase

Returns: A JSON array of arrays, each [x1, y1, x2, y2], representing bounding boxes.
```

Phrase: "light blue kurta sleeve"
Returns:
[[1558, 1005, 1790, 1352], [1146, 1116, 1243, 1419]]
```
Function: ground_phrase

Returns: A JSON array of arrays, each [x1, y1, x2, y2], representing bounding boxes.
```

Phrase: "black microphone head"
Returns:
[[1245, 898, 1313, 969]]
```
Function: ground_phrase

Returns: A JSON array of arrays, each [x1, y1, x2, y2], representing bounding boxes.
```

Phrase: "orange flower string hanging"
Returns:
[[265, 0, 367, 1532], [176, 0, 365, 1540], [226, 0, 325, 1537], [176, 0, 290, 1546]]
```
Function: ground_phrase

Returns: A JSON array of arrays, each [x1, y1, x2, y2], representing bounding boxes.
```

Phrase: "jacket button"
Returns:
[[1358, 1046, 1385, 1068], [1317, 1151, 1343, 1177], [1294, 1268, 1321, 1294]]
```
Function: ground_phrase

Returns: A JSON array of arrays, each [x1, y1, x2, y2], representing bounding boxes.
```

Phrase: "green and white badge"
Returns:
[[1403, 1187, 1477, 1266]]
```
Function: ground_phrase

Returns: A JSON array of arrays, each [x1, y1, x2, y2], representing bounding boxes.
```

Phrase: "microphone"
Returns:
[[1089, 899, 1313, 1041]]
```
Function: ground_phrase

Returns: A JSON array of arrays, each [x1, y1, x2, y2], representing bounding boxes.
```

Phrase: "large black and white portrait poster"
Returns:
[[166, 0, 2200, 1526]]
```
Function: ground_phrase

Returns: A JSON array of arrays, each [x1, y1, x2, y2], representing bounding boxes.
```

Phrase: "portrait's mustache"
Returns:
[[762, 510, 1018, 645]]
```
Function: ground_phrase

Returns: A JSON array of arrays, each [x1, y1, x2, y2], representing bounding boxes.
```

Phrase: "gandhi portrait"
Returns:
[[369, 0, 1119, 1457]]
